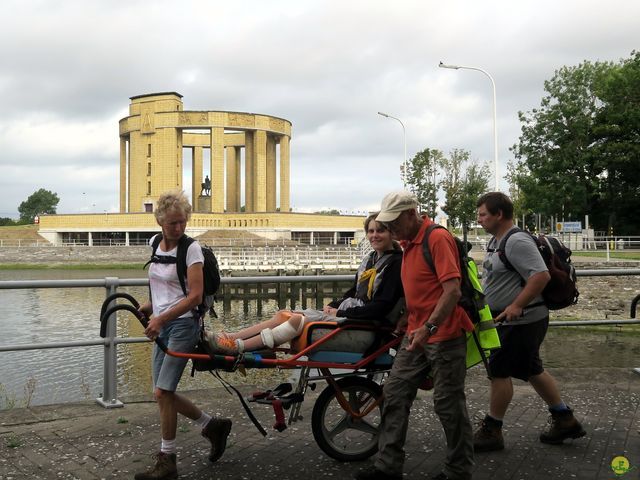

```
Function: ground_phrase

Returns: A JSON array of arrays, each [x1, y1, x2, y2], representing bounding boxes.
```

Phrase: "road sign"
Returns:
[[557, 221, 582, 233]]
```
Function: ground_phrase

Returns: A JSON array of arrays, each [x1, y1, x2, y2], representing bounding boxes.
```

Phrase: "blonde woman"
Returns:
[[135, 190, 231, 480]]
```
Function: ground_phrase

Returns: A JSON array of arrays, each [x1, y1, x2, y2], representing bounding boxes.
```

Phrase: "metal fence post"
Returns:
[[96, 277, 124, 408]]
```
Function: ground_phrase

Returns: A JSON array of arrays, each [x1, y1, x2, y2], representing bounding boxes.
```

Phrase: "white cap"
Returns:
[[376, 191, 418, 222]]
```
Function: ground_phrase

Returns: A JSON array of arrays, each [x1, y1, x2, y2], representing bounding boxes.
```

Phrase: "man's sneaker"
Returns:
[[134, 452, 177, 480], [206, 332, 238, 355], [202, 417, 232, 462], [473, 417, 504, 452], [539, 407, 586, 444], [353, 466, 402, 480]]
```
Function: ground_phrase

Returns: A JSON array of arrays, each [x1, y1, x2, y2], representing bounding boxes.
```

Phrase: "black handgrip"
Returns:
[[99, 303, 168, 352], [631, 293, 640, 319], [100, 293, 140, 324]]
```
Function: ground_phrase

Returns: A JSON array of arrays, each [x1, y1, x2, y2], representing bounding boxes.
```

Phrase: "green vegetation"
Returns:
[[117, 417, 129, 424], [510, 50, 640, 234], [18, 188, 60, 223], [406, 148, 490, 228], [572, 251, 640, 261], [6, 434, 22, 448]]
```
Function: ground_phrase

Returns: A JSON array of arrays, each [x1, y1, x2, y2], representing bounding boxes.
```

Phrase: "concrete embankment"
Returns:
[[0, 245, 150, 265]]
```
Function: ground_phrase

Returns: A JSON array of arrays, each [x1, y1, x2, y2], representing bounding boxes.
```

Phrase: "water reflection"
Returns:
[[0, 269, 639, 408]]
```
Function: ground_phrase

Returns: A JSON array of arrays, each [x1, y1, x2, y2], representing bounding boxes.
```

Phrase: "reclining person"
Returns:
[[206, 213, 404, 355]]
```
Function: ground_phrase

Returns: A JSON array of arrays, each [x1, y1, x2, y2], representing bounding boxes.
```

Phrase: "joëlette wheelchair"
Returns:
[[99, 293, 405, 462]]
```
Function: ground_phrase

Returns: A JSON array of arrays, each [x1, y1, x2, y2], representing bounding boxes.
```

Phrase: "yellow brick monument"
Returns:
[[119, 92, 291, 214]]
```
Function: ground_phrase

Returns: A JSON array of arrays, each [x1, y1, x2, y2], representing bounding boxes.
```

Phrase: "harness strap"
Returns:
[[209, 370, 267, 437]]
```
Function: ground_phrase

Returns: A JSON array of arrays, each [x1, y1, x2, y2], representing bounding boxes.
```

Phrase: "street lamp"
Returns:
[[439, 61, 499, 191], [377, 111, 407, 188]]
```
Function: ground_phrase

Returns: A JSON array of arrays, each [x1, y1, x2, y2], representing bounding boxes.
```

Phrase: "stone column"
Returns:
[[245, 131, 255, 212], [192, 146, 203, 201], [211, 127, 225, 212], [226, 146, 240, 212], [234, 147, 241, 210], [279, 135, 290, 213], [119, 137, 127, 213], [254, 130, 267, 212], [266, 135, 277, 211]]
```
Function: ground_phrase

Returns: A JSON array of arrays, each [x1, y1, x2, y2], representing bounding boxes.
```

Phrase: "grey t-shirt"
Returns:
[[482, 227, 549, 325]]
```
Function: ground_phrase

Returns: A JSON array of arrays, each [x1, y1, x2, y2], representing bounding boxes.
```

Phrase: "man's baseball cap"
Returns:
[[376, 191, 418, 222]]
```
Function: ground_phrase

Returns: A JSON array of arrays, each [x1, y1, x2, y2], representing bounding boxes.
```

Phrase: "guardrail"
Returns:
[[1, 269, 639, 408]]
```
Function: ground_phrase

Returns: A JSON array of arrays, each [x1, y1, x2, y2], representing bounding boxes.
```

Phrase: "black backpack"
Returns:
[[145, 234, 222, 317], [421, 224, 486, 325], [494, 228, 579, 310]]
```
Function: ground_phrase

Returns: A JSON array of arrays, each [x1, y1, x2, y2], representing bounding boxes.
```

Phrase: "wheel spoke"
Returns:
[[325, 414, 351, 440], [348, 418, 380, 436]]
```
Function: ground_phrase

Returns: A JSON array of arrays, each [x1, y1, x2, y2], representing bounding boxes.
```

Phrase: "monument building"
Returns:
[[38, 93, 364, 246]]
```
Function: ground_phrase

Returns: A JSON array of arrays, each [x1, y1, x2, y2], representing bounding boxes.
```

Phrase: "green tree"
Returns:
[[511, 52, 640, 234], [405, 148, 443, 218], [18, 189, 59, 223], [506, 160, 534, 229], [591, 51, 640, 233], [0, 217, 17, 226], [440, 149, 490, 229]]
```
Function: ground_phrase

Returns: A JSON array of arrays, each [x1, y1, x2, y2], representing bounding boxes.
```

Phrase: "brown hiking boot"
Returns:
[[473, 417, 504, 452], [134, 452, 177, 480], [539, 407, 586, 444], [202, 417, 232, 462]]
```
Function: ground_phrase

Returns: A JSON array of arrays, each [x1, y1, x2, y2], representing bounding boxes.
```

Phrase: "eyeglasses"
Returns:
[[382, 213, 404, 232]]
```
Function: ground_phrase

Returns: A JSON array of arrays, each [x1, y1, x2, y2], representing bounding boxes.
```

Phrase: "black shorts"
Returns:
[[488, 317, 549, 381]]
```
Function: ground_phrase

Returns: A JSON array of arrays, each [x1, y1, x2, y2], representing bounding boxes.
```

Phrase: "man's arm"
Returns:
[[495, 270, 550, 323], [407, 278, 461, 351]]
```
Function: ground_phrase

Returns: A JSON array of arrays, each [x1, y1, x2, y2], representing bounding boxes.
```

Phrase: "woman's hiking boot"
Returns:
[[134, 452, 177, 480], [202, 417, 233, 462], [539, 407, 586, 444], [473, 417, 504, 452]]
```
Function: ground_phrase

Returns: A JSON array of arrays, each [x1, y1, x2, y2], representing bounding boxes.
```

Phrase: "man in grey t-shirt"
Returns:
[[473, 192, 585, 453]]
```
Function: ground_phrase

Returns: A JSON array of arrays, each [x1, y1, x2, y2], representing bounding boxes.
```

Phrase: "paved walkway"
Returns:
[[1, 367, 638, 480]]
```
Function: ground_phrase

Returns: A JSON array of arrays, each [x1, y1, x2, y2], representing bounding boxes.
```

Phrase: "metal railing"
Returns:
[[1, 269, 639, 408]]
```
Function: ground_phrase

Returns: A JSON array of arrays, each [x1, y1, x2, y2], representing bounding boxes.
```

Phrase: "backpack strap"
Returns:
[[494, 227, 523, 272], [421, 224, 446, 275], [143, 234, 167, 269], [175, 235, 195, 297]]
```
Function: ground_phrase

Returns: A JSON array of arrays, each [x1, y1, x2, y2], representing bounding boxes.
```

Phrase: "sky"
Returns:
[[0, 0, 638, 218]]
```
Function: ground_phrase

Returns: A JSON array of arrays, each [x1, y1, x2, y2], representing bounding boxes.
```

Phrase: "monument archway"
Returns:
[[118, 92, 291, 214]]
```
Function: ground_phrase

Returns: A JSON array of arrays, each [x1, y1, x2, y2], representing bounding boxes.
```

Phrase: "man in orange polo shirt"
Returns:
[[355, 191, 474, 480]]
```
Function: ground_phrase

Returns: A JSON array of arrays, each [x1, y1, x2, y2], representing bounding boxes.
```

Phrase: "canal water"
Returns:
[[0, 269, 638, 409]]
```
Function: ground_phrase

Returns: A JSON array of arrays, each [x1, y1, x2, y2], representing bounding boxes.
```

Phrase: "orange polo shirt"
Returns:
[[402, 217, 474, 343]]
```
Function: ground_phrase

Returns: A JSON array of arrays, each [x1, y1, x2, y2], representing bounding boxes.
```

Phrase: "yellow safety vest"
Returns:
[[464, 259, 501, 369]]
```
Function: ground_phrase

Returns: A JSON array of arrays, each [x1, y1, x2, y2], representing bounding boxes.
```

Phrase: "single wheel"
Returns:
[[311, 376, 383, 462]]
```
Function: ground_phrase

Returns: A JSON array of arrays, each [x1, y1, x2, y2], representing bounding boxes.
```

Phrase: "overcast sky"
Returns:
[[0, 0, 637, 218]]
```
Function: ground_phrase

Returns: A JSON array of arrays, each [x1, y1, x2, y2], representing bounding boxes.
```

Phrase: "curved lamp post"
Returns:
[[377, 111, 407, 188], [439, 61, 499, 191]]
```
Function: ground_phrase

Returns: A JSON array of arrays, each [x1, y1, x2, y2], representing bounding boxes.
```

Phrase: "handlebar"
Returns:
[[99, 294, 168, 351]]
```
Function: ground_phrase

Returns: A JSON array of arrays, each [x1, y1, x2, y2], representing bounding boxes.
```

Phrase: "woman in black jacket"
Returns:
[[207, 213, 404, 355]]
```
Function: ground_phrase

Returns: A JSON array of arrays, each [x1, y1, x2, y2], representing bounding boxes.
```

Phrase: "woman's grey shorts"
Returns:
[[152, 316, 200, 392]]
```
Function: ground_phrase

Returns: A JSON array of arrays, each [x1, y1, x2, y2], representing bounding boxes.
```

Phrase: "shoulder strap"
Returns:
[[421, 224, 445, 275], [176, 235, 195, 297], [143, 234, 165, 269], [496, 227, 522, 271]]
